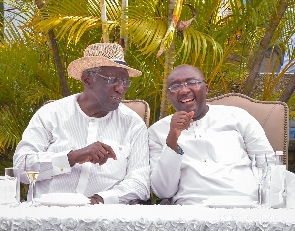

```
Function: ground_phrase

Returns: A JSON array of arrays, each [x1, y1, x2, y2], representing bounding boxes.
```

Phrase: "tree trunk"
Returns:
[[100, 0, 109, 43], [119, 0, 128, 51], [242, 0, 288, 97], [159, 42, 175, 119], [0, 2, 3, 39], [47, 30, 70, 96], [159, 0, 178, 119], [35, 0, 70, 97]]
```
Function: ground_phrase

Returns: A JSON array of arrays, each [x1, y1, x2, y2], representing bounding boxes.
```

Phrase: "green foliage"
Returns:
[[0, 7, 83, 158], [288, 95, 295, 120], [0, 0, 295, 158], [0, 159, 12, 176], [34, 0, 122, 45]]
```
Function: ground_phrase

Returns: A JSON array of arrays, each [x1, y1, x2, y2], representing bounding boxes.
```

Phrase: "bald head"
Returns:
[[167, 64, 205, 87]]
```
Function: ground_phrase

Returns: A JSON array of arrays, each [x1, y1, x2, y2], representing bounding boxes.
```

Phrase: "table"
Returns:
[[0, 203, 294, 230]]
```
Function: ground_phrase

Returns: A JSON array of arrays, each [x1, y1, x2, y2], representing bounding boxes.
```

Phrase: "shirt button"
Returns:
[[90, 119, 95, 122], [60, 167, 63, 172]]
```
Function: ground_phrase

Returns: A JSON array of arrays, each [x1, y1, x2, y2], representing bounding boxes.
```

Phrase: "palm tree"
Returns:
[[0, 0, 83, 158], [127, 0, 295, 111], [34, 0, 71, 97], [243, 0, 289, 97], [1, 0, 295, 201], [1, 0, 295, 155]]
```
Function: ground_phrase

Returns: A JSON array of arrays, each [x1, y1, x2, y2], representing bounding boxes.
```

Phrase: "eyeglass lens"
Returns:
[[95, 73, 132, 87], [108, 77, 132, 87], [168, 79, 205, 92]]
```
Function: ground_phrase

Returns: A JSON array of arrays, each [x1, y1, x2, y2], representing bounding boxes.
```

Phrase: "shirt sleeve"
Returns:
[[149, 125, 183, 199], [13, 108, 72, 185], [97, 123, 150, 204]]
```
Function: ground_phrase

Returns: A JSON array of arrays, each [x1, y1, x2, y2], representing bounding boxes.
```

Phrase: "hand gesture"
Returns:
[[166, 111, 194, 152], [68, 141, 117, 166]]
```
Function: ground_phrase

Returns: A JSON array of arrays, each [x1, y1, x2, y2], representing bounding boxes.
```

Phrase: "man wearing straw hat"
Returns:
[[14, 43, 150, 205]]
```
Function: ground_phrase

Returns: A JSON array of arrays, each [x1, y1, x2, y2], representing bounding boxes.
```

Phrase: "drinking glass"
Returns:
[[24, 154, 40, 206], [0, 176, 6, 205], [5, 167, 20, 206], [251, 154, 269, 206]]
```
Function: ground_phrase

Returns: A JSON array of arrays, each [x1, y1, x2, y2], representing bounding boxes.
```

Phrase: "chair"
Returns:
[[122, 99, 150, 127], [121, 99, 152, 204], [206, 93, 289, 166]]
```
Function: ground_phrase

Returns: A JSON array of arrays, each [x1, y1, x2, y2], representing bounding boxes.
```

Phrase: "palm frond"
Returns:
[[33, 0, 122, 44], [178, 28, 223, 68], [1, 0, 35, 43], [126, 18, 166, 56], [0, 105, 29, 150]]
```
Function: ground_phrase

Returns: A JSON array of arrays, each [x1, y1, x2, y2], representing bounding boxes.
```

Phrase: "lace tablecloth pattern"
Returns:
[[0, 204, 294, 230]]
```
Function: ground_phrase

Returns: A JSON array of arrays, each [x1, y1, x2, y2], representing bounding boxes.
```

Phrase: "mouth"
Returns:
[[180, 97, 195, 104]]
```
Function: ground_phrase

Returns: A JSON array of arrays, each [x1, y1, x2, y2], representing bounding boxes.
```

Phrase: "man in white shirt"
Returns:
[[149, 64, 275, 205], [14, 43, 150, 204]]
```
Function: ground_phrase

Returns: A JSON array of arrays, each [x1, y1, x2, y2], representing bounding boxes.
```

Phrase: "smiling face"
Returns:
[[81, 66, 130, 117], [167, 64, 209, 120]]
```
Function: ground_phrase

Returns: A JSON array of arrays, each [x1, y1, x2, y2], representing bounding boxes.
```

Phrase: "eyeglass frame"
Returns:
[[167, 78, 206, 92], [90, 72, 132, 88]]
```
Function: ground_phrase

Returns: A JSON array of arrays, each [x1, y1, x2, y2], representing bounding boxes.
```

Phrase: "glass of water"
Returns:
[[5, 167, 20, 206]]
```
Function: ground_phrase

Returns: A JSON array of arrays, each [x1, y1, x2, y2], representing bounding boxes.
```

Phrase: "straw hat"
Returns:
[[67, 43, 142, 80]]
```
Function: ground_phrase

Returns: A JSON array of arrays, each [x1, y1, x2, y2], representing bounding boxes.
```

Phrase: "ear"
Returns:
[[205, 84, 209, 94], [81, 73, 92, 87]]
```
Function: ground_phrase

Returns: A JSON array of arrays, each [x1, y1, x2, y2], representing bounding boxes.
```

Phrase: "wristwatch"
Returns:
[[177, 145, 184, 155]]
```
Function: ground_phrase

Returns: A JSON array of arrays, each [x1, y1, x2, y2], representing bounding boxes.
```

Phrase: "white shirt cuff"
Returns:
[[52, 150, 72, 175], [97, 190, 119, 204], [160, 145, 183, 169]]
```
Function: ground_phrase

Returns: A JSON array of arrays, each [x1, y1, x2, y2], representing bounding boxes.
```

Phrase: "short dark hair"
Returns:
[[82, 67, 102, 80]]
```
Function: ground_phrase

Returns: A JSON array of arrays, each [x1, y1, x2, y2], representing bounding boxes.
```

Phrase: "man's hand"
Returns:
[[89, 194, 104, 205], [166, 111, 194, 152], [68, 141, 117, 166]]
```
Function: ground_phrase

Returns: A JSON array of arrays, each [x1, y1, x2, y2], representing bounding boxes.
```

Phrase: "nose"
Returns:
[[113, 82, 126, 94], [179, 83, 191, 93], [116, 79, 124, 86]]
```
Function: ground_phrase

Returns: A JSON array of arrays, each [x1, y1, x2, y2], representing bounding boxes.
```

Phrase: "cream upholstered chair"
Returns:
[[122, 99, 150, 127], [206, 93, 289, 167]]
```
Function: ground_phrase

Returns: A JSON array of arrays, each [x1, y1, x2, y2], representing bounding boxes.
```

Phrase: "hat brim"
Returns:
[[67, 56, 142, 80]]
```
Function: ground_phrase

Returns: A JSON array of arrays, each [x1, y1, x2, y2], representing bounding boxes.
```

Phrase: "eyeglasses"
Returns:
[[94, 73, 132, 88], [168, 79, 206, 92]]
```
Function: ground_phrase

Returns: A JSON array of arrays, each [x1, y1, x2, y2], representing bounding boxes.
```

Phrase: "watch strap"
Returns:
[[177, 145, 184, 155]]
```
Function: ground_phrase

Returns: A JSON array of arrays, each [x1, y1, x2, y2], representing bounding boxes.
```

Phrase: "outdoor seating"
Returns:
[[122, 99, 150, 127], [206, 93, 289, 166]]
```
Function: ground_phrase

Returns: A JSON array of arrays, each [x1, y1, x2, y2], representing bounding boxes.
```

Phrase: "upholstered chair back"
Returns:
[[206, 93, 289, 166], [122, 99, 150, 127]]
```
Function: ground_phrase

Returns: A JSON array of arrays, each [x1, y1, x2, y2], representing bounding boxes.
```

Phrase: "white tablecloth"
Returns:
[[0, 203, 294, 230]]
